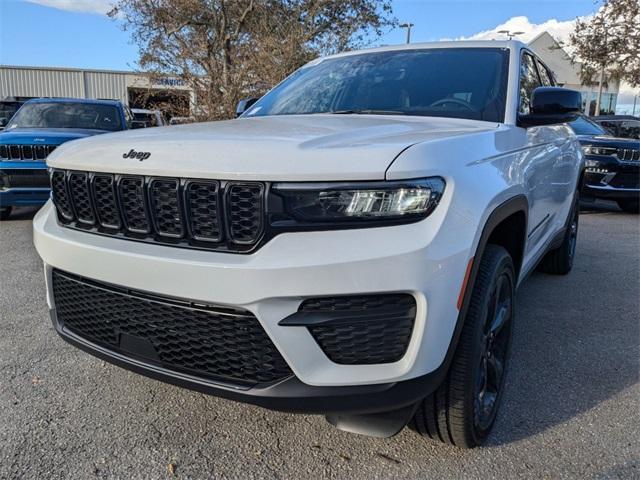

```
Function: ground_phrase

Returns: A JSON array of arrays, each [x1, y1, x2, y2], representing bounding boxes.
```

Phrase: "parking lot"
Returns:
[[0, 203, 638, 479]]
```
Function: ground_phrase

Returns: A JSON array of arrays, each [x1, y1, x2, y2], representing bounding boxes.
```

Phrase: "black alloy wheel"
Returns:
[[410, 244, 515, 448], [474, 270, 513, 431]]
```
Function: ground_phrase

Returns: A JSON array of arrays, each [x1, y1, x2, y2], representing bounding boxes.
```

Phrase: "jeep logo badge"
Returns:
[[123, 149, 151, 161]]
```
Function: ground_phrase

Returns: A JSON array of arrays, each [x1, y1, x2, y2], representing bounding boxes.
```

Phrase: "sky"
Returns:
[[0, 0, 638, 107]]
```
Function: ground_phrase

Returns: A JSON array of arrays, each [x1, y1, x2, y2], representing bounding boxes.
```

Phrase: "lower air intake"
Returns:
[[51, 270, 292, 386], [299, 294, 416, 365]]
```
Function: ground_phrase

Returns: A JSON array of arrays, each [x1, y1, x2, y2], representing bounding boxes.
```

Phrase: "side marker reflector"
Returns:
[[457, 257, 474, 310]]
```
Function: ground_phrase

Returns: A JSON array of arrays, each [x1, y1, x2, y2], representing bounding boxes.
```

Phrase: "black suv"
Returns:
[[570, 116, 640, 213]]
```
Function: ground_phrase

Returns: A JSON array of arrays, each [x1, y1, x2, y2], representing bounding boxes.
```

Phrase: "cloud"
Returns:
[[25, 0, 114, 15], [460, 15, 583, 47], [460, 15, 640, 102]]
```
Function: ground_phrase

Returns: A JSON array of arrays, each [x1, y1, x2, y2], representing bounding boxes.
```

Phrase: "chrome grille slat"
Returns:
[[49, 169, 266, 253], [617, 148, 640, 162], [9, 145, 21, 159]]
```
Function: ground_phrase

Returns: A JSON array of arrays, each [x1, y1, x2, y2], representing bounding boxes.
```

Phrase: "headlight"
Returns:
[[582, 145, 617, 156], [272, 177, 445, 223]]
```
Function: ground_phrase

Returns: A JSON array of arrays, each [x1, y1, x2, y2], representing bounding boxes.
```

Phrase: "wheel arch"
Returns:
[[465, 194, 528, 303], [425, 195, 529, 395]]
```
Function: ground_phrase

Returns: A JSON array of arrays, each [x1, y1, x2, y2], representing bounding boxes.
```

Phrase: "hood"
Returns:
[[0, 128, 107, 146], [577, 134, 640, 149], [48, 115, 497, 181]]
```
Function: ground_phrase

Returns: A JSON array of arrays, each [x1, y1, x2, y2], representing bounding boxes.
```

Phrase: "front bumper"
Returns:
[[50, 303, 446, 415], [0, 163, 50, 207], [34, 192, 472, 410], [0, 188, 50, 207], [581, 155, 640, 201]]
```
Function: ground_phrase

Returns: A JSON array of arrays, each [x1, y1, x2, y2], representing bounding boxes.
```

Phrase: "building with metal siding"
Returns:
[[83, 71, 128, 103], [0, 65, 194, 118]]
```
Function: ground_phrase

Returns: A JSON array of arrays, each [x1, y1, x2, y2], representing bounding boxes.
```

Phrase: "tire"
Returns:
[[0, 206, 11, 221], [539, 194, 579, 275], [410, 244, 515, 448], [617, 199, 640, 214]]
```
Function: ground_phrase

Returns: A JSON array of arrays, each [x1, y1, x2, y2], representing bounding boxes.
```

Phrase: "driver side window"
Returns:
[[519, 53, 542, 114]]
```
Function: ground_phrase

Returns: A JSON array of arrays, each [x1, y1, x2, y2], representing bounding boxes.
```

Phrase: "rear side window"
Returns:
[[519, 53, 542, 114]]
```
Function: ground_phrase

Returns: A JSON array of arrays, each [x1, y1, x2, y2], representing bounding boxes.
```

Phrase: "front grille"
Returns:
[[227, 183, 265, 244], [185, 181, 222, 242], [150, 179, 183, 237], [0, 144, 56, 161], [93, 174, 120, 229], [0, 169, 49, 189], [300, 294, 416, 365], [609, 172, 640, 189], [50, 169, 266, 252], [68, 172, 95, 224], [52, 270, 293, 386], [119, 176, 150, 233], [617, 149, 640, 162], [50, 170, 73, 220]]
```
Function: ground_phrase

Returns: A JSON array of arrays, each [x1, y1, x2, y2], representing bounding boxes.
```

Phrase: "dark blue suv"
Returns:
[[570, 116, 640, 213], [0, 98, 130, 219]]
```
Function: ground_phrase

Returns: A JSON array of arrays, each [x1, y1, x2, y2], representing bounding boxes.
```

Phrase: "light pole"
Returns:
[[497, 30, 525, 40], [400, 23, 414, 44]]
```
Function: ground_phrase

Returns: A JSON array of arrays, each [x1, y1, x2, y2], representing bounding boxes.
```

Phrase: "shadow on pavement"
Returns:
[[488, 210, 639, 445], [0, 206, 41, 222], [580, 198, 623, 215]]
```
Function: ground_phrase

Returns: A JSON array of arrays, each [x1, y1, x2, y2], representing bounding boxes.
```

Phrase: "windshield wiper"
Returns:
[[329, 109, 407, 116]]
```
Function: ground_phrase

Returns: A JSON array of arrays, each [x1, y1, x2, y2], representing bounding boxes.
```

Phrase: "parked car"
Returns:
[[569, 115, 640, 213], [34, 41, 584, 448], [132, 108, 166, 127], [0, 98, 131, 220], [0, 97, 25, 131], [592, 115, 640, 139]]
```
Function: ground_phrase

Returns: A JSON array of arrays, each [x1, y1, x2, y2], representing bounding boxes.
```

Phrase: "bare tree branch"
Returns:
[[110, 0, 396, 120]]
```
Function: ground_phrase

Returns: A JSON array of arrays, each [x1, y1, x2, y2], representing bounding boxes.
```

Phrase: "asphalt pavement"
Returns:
[[0, 202, 638, 479]]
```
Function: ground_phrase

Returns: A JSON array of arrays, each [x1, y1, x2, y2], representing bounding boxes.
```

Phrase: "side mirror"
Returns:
[[0, 118, 7, 128], [131, 120, 149, 129], [518, 87, 582, 128], [236, 98, 259, 118]]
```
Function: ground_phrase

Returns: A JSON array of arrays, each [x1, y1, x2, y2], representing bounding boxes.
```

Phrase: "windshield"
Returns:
[[246, 48, 510, 122], [7, 102, 123, 131], [569, 116, 606, 136]]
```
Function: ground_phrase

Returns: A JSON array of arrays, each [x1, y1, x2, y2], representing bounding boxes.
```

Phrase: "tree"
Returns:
[[569, 0, 640, 115], [109, 0, 395, 120]]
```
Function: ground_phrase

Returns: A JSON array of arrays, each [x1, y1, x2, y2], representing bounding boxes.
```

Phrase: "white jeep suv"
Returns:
[[34, 41, 583, 448]]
